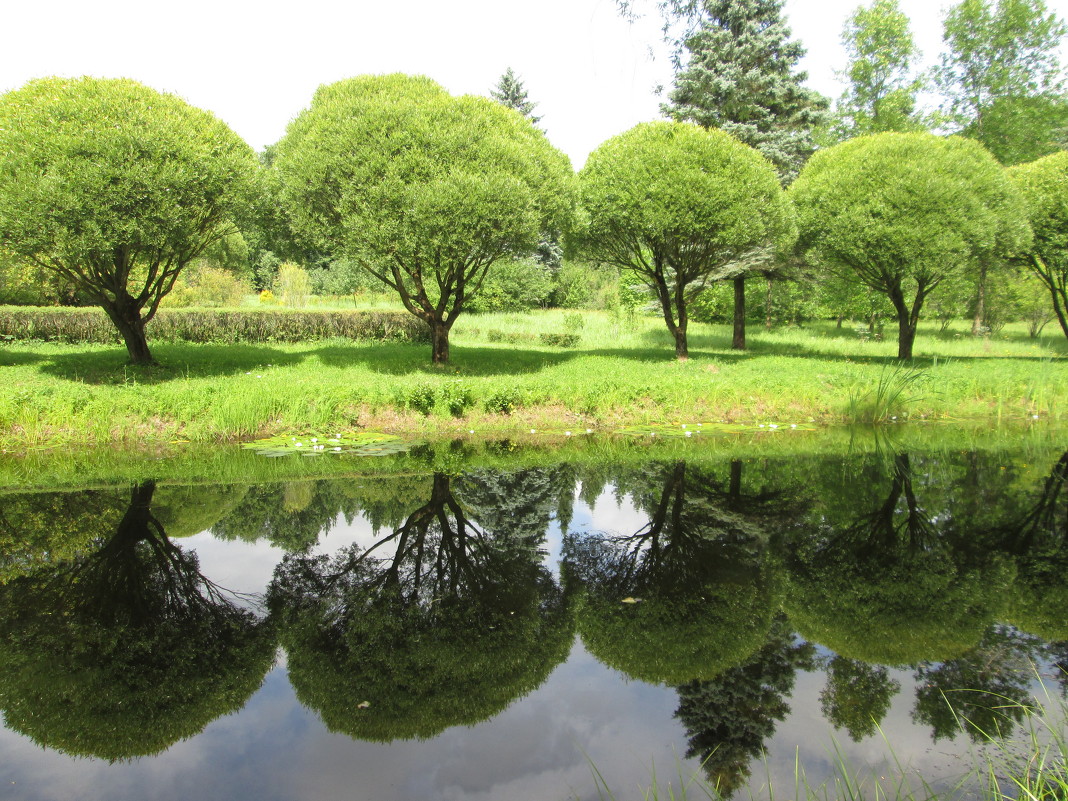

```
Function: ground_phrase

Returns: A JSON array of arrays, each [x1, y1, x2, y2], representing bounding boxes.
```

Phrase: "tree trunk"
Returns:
[[971, 261, 987, 335], [891, 297, 916, 360], [104, 300, 154, 365], [836, 315, 844, 329], [673, 327, 689, 359], [430, 319, 451, 364], [732, 276, 746, 351], [764, 278, 773, 330]]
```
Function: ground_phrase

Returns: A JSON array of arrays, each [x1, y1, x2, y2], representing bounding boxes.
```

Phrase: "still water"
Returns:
[[0, 437, 1065, 800]]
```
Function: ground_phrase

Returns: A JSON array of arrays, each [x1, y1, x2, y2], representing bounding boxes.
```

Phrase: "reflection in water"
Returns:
[[675, 619, 815, 795], [267, 472, 573, 742], [0, 481, 275, 761], [781, 452, 1014, 665], [564, 462, 794, 685], [0, 442, 1067, 799]]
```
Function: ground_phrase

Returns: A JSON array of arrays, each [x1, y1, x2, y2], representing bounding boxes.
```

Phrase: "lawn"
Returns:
[[0, 308, 1065, 448]]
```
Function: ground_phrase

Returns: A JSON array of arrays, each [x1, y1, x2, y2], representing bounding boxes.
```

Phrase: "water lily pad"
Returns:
[[242, 432, 415, 458]]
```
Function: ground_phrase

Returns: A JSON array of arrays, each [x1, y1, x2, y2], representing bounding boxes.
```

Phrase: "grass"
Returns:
[[0, 309, 1066, 448], [585, 689, 1068, 801]]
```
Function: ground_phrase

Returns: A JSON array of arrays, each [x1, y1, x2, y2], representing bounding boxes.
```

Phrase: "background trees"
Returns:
[[0, 77, 259, 364], [790, 132, 1031, 359], [272, 74, 574, 363], [936, 0, 1068, 165], [579, 121, 795, 359]]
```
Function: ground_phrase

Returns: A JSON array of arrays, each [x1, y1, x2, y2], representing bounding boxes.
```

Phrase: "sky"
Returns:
[[2, 0, 1067, 167]]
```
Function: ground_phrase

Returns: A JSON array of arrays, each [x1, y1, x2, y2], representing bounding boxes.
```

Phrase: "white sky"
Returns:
[[2, 0, 1067, 167]]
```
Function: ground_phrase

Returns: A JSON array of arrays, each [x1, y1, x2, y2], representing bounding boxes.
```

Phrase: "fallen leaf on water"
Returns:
[[621, 597, 642, 604], [357, 701, 371, 709]]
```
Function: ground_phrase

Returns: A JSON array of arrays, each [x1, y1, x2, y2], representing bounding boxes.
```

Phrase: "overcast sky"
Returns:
[[2, 0, 1066, 167]]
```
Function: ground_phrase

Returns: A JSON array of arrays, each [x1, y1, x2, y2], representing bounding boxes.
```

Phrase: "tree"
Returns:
[[490, 67, 542, 125], [790, 132, 1031, 359], [1008, 150, 1068, 340], [579, 121, 795, 359], [819, 656, 901, 741], [661, 0, 828, 350], [0, 77, 259, 364], [271, 74, 574, 363], [935, 0, 1067, 161], [833, 0, 927, 138]]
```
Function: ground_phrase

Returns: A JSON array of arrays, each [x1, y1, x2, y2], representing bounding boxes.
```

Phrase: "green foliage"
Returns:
[[164, 265, 252, 309], [0, 306, 429, 344], [1008, 151, 1068, 339], [662, 0, 830, 182], [0, 77, 260, 364], [790, 133, 1032, 359], [489, 67, 541, 125], [819, 656, 901, 742], [467, 257, 554, 313], [936, 0, 1068, 161], [579, 121, 796, 357], [832, 0, 927, 139], [276, 262, 312, 308], [271, 73, 574, 363], [483, 385, 523, 414]]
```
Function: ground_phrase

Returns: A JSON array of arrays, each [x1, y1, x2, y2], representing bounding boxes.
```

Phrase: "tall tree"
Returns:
[[0, 77, 259, 365], [579, 121, 795, 359], [272, 74, 573, 363], [662, 0, 829, 350], [936, 0, 1067, 159], [490, 67, 542, 125], [790, 132, 1031, 360], [833, 0, 927, 138]]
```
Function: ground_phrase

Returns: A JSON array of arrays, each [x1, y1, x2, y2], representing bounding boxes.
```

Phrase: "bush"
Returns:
[[276, 263, 312, 308], [484, 385, 522, 414], [402, 384, 437, 416], [163, 265, 251, 308], [538, 332, 580, 348], [0, 307, 430, 344], [438, 383, 474, 417], [468, 258, 554, 313]]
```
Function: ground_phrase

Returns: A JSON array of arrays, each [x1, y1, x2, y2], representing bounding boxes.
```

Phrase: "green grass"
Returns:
[[585, 686, 1068, 801], [1, 309, 1065, 448]]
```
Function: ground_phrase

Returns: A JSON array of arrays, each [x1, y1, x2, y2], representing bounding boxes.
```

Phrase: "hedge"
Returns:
[[0, 307, 430, 344]]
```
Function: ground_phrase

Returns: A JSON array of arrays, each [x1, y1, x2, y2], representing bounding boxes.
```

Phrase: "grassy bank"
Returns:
[[1, 310, 1065, 449]]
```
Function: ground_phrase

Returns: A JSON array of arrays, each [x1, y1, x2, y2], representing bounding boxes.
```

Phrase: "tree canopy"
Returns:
[[579, 121, 795, 359], [0, 77, 259, 364], [790, 132, 1031, 359], [1008, 151, 1068, 340], [271, 73, 574, 363]]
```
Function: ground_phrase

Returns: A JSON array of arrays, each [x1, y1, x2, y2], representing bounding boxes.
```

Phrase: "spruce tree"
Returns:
[[490, 67, 542, 125], [662, 0, 828, 350]]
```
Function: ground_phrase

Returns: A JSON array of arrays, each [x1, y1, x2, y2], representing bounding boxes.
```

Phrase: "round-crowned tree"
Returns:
[[579, 121, 796, 359], [0, 77, 260, 364], [271, 74, 574, 364], [789, 132, 1030, 360], [1008, 151, 1068, 341]]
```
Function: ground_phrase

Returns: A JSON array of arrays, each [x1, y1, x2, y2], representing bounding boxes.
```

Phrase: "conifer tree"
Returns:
[[490, 67, 542, 125], [662, 0, 828, 349]]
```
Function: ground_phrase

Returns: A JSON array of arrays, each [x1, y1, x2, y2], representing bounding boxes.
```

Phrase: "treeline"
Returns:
[[1, 0, 1067, 364]]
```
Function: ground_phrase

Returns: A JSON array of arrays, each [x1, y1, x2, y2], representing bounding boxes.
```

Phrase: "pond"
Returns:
[[0, 429, 1065, 800]]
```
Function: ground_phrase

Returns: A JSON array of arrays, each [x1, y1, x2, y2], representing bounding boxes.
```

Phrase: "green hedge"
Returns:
[[0, 307, 430, 344]]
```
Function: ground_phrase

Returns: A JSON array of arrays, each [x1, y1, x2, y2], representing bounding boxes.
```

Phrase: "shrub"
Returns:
[[438, 383, 474, 417], [0, 307, 430, 344], [538, 332, 580, 348], [403, 384, 437, 416], [276, 263, 312, 308], [484, 386, 522, 414]]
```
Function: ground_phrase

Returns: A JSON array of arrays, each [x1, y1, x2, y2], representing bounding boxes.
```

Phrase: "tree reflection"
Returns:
[[269, 471, 573, 742], [819, 656, 901, 741], [0, 481, 275, 761], [1000, 451, 1068, 641], [782, 452, 1013, 665], [912, 626, 1041, 742], [675, 619, 815, 796], [565, 461, 795, 685]]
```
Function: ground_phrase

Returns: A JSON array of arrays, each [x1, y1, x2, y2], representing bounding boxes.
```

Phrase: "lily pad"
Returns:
[[242, 432, 416, 458]]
